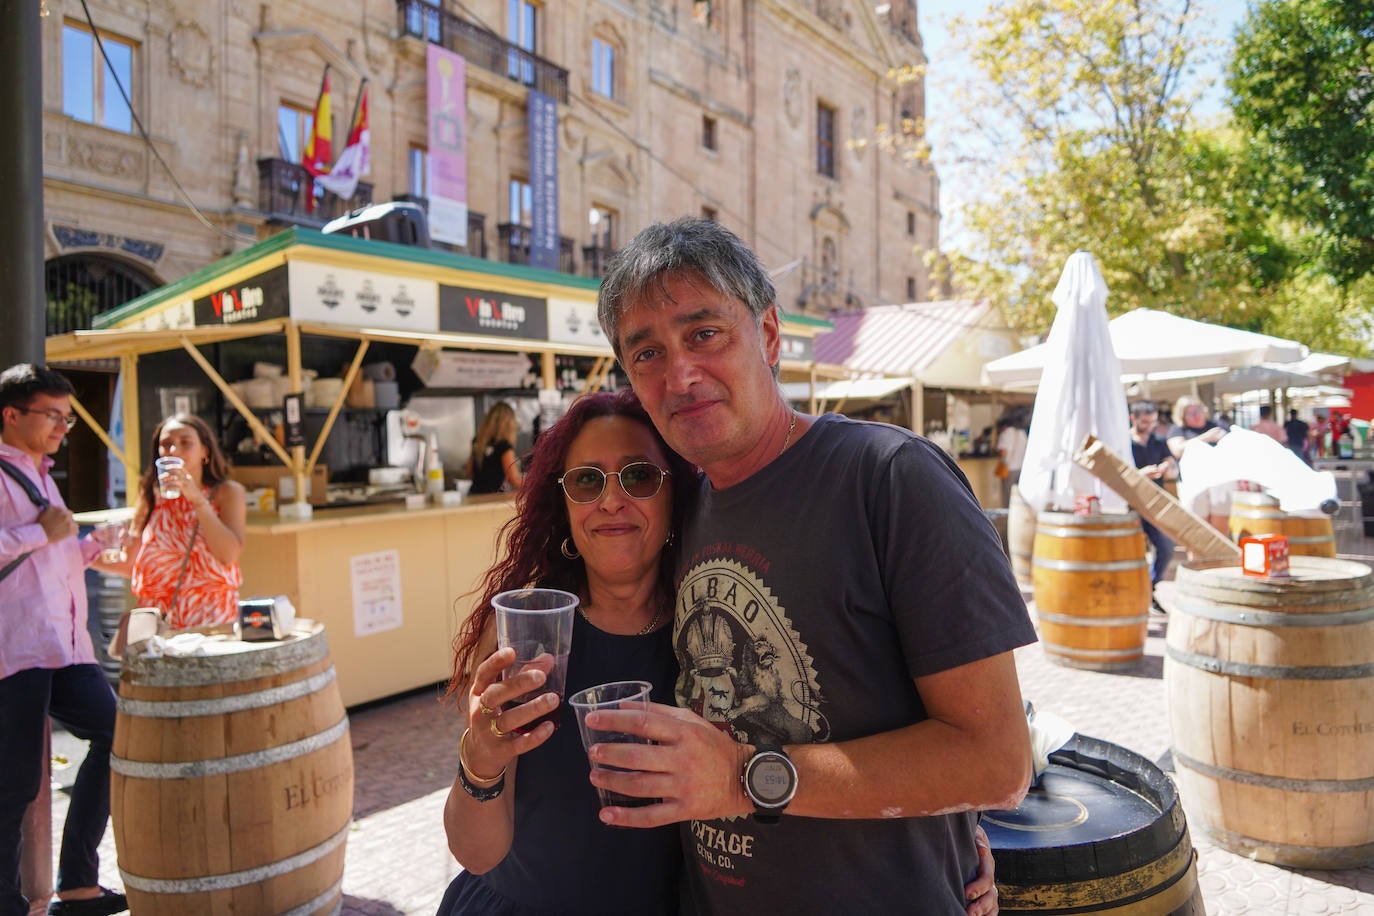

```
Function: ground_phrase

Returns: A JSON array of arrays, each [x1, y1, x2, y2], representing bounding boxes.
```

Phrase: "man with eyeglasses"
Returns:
[[0, 364, 127, 916], [587, 219, 1032, 914]]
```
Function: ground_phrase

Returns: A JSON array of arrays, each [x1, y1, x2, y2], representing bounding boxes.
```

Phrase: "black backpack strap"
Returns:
[[0, 457, 52, 583], [0, 457, 50, 509]]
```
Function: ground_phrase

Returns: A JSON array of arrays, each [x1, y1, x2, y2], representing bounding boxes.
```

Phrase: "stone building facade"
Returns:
[[41, 0, 940, 327]]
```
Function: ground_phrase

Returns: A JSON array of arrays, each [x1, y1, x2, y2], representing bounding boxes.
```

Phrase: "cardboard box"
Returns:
[[232, 464, 328, 506], [1073, 436, 1240, 560]]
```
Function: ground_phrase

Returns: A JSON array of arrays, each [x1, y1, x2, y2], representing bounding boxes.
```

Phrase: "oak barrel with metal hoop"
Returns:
[[1228, 490, 1335, 557], [1162, 557, 1374, 868], [110, 621, 353, 914], [982, 734, 1205, 914], [1032, 511, 1151, 670], [1008, 485, 1036, 591]]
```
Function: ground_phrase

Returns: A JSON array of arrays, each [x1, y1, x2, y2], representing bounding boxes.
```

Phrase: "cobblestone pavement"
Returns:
[[47, 524, 1374, 914]]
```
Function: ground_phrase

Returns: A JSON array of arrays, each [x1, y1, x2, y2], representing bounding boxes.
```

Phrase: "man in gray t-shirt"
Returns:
[[588, 218, 1035, 914]]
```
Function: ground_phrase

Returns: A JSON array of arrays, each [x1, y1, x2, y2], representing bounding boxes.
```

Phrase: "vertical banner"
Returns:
[[427, 45, 468, 247], [527, 89, 559, 271]]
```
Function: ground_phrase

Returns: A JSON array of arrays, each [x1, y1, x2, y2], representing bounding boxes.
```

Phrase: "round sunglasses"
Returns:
[[558, 462, 671, 504]]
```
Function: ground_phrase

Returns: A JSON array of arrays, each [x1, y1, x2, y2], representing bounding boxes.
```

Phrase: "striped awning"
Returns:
[[813, 300, 998, 378]]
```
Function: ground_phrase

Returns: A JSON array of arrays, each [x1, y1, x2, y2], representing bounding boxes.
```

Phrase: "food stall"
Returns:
[[47, 229, 826, 706]]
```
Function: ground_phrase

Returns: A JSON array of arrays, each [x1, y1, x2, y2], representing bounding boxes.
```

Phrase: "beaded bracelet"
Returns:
[[457, 758, 505, 801]]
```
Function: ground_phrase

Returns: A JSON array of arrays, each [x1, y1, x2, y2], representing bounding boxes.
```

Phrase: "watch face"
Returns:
[[748, 753, 796, 806]]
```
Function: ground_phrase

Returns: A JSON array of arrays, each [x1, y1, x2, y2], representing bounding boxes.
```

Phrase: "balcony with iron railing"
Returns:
[[393, 195, 488, 258], [497, 223, 574, 274], [258, 158, 373, 228], [396, 0, 569, 104], [582, 245, 616, 278]]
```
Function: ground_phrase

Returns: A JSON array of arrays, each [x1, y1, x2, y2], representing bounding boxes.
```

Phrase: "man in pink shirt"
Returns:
[[0, 364, 126, 916]]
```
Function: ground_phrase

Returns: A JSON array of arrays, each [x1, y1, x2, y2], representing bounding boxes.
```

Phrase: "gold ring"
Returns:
[[490, 716, 511, 739], [478, 700, 497, 719]]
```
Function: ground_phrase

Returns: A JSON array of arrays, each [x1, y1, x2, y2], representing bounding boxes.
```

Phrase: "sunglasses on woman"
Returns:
[[558, 462, 671, 504]]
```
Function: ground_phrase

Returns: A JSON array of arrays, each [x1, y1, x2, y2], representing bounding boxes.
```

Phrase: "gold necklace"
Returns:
[[579, 603, 663, 636], [779, 410, 798, 459]]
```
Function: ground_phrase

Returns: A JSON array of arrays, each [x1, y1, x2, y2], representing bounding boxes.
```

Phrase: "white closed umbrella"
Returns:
[[1018, 252, 1131, 513]]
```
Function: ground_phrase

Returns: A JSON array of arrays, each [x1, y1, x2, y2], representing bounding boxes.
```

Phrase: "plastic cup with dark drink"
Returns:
[[155, 456, 185, 499], [569, 679, 656, 809], [493, 588, 577, 733]]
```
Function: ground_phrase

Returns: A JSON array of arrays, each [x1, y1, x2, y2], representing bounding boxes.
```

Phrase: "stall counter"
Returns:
[[240, 494, 515, 707], [956, 455, 1003, 508]]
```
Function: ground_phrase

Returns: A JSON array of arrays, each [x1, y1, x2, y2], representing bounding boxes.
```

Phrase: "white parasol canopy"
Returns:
[[983, 308, 1308, 388], [1018, 252, 1132, 513]]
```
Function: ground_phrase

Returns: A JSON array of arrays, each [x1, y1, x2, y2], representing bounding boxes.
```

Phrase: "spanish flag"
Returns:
[[302, 68, 332, 177]]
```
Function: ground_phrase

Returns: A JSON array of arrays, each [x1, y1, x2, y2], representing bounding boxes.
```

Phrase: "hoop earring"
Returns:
[[560, 538, 580, 559]]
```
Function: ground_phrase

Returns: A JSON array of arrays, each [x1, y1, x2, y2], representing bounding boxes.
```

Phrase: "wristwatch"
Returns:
[[742, 739, 797, 824]]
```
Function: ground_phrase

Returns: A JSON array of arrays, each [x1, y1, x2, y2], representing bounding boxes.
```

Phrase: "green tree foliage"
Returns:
[[1229, 0, 1374, 284], [941, 0, 1278, 334]]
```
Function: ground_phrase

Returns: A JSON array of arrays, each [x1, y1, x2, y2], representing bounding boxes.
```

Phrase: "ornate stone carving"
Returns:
[[783, 67, 803, 129], [68, 141, 141, 179], [52, 224, 166, 263], [169, 20, 214, 88]]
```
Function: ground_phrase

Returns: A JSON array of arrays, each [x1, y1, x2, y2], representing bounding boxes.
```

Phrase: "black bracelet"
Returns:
[[458, 761, 505, 802]]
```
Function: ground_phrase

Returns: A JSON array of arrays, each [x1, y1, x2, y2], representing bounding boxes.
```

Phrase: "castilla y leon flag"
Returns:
[[317, 81, 370, 200], [302, 68, 332, 177]]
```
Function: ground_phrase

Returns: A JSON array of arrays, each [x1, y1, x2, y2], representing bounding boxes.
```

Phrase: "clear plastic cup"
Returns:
[[155, 456, 185, 499], [492, 588, 578, 733], [569, 680, 656, 809], [92, 520, 127, 562]]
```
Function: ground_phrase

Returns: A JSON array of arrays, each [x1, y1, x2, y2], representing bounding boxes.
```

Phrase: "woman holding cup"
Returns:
[[99, 414, 245, 629], [440, 391, 692, 914]]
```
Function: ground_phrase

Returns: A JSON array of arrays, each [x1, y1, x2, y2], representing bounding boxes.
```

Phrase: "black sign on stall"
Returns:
[[283, 394, 305, 448], [439, 285, 549, 340], [193, 266, 290, 327]]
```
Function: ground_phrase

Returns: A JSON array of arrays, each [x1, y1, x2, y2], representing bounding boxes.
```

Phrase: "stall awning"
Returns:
[[813, 300, 1018, 389], [780, 377, 914, 402]]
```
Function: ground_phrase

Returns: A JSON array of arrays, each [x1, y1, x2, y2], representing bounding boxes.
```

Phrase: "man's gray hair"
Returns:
[[597, 217, 777, 360]]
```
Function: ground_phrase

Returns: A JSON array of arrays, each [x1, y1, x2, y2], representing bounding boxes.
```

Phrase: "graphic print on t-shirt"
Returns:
[[675, 558, 828, 751]]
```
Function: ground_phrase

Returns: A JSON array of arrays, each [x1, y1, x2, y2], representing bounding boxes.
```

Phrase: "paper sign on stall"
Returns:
[[351, 549, 403, 636]]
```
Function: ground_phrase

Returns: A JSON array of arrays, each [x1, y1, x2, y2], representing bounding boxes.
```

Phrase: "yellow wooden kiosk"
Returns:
[[47, 229, 827, 706]]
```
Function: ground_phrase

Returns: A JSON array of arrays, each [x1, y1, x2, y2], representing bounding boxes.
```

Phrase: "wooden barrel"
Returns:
[[1228, 490, 1336, 557], [1008, 485, 1036, 591], [111, 621, 353, 915], [982, 734, 1205, 914], [1162, 557, 1374, 868], [1032, 511, 1151, 670]]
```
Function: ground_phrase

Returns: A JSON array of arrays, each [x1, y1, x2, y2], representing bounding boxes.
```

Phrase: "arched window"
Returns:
[[45, 254, 158, 335]]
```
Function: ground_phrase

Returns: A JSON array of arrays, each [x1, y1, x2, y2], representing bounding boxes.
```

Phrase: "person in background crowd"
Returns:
[[1250, 405, 1285, 443], [0, 363, 127, 916], [1128, 401, 1176, 595], [590, 217, 1030, 914], [1153, 407, 1178, 441], [1169, 397, 1229, 532], [102, 415, 245, 630], [465, 402, 523, 494], [1309, 410, 1331, 459], [996, 417, 1028, 507], [1285, 409, 1311, 465]]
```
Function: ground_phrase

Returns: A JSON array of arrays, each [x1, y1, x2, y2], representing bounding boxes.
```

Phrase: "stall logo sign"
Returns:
[[392, 285, 416, 317], [440, 285, 549, 340], [356, 279, 382, 314], [317, 274, 344, 308], [194, 266, 289, 327]]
